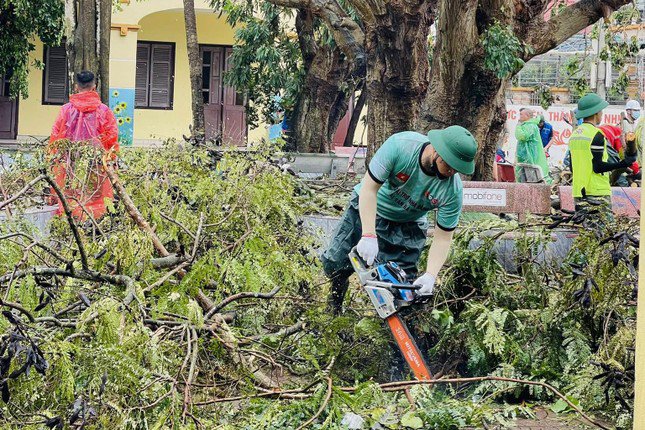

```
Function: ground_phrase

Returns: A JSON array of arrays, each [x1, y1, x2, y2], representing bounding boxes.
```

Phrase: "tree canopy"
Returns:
[[0, 0, 64, 97]]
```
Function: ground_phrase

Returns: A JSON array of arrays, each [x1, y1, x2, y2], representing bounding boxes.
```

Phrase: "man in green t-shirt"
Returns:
[[321, 126, 478, 314]]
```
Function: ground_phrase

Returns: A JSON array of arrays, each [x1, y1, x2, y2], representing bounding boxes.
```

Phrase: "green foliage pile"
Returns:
[[0, 142, 638, 429], [412, 219, 638, 429]]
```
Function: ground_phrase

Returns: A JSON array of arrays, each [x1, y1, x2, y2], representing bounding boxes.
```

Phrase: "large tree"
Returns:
[[64, 0, 112, 103]]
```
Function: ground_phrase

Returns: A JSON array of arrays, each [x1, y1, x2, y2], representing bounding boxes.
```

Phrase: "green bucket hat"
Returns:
[[576, 93, 609, 119], [426, 126, 478, 175]]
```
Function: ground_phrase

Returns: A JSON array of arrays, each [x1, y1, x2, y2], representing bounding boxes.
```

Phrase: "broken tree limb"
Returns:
[[205, 286, 282, 319], [102, 155, 169, 257], [0, 232, 71, 265], [42, 173, 89, 270], [295, 376, 333, 430], [341, 377, 611, 430], [159, 212, 196, 240], [239, 321, 305, 345], [150, 254, 187, 270], [0, 299, 36, 322], [197, 375, 610, 430], [144, 262, 191, 293], [0, 266, 134, 291], [209, 314, 277, 389], [0, 174, 47, 211], [101, 152, 285, 393]]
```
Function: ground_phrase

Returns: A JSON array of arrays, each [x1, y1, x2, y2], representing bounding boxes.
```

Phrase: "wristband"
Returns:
[[362, 233, 377, 238]]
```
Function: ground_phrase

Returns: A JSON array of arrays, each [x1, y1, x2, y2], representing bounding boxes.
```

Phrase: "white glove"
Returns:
[[356, 236, 379, 266], [413, 272, 436, 296]]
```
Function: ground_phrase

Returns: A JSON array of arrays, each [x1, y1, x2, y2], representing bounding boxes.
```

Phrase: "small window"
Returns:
[[43, 45, 69, 105], [135, 42, 175, 109]]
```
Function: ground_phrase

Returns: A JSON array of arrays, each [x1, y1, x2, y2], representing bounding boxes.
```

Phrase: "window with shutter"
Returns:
[[43, 45, 69, 105], [135, 42, 175, 109], [135, 44, 150, 107]]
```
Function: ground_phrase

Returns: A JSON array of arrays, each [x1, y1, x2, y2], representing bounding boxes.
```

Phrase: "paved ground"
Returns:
[[461, 406, 611, 430], [510, 408, 591, 430]]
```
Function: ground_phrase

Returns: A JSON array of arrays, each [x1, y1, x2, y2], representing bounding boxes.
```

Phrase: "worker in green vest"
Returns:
[[569, 93, 636, 215]]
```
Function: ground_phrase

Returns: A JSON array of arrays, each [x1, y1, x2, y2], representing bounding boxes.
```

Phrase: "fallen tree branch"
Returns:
[[239, 321, 305, 345], [197, 375, 610, 430], [209, 314, 277, 389], [102, 152, 281, 392], [159, 212, 196, 240], [0, 266, 135, 291], [0, 174, 47, 211], [296, 376, 333, 430], [205, 286, 282, 319], [102, 156, 169, 257], [150, 254, 187, 270], [42, 173, 89, 270], [194, 387, 312, 405], [144, 262, 190, 293], [0, 300, 35, 322], [0, 232, 70, 265], [191, 213, 204, 262]]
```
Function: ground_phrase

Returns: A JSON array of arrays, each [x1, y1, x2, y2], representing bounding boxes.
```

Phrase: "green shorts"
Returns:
[[320, 193, 429, 277]]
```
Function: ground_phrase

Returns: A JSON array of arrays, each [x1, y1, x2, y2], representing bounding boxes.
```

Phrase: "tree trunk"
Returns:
[[419, 54, 509, 181], [290, 46, 352, 153], [417, 0, 510, 181], [64, 0, 111, 102], [98, 0, 111, 103], [183, 0, 205, 142], [363, 0, 434, 161], [343, 80, 366, 147], [287, 9, 355, 153]]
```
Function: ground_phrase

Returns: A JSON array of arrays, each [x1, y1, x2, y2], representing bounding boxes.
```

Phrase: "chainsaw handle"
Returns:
[[349, 247, 380, 285], [348, 246, 381, 268]]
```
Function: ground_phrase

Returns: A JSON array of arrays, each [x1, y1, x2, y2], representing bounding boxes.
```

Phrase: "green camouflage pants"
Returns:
[[320, 193, 428, 312]]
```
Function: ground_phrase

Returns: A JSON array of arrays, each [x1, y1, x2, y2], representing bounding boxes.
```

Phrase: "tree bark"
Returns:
[[98, 0, 111, 103], [283, 8, 357, 153], [290, 45, 352, 153], [360, 0, 435, 161], [183, 0, 205, 142], [64, 0, 111, 102], [267, 0, 365, 153]]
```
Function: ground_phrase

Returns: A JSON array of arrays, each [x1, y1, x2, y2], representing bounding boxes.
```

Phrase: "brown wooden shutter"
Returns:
[[135, 43, 150, 107], [44, 46, 68, 104], [149, 44, 174, 108]]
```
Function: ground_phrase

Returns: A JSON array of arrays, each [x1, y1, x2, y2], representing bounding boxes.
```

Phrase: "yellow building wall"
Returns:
[[132, 11, 237, 143], [16, 41, 62, 138]]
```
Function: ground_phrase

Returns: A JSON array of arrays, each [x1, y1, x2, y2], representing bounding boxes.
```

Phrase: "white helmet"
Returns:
[[626, 99, 641, 110]]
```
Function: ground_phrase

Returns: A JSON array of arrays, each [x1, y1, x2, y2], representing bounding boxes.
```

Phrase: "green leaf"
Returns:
[[551, 399, 568, 413], [400, 411, 424, 429]]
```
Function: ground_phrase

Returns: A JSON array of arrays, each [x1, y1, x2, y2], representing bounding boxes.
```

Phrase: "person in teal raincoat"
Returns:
[[515, 108, 551, 183]]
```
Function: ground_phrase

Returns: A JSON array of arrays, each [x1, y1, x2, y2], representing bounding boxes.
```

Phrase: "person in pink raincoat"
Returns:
[[49, 71, 119, 219]]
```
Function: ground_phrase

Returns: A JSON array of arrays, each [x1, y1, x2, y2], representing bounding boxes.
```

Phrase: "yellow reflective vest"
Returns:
[[569, 122, 611, 198]]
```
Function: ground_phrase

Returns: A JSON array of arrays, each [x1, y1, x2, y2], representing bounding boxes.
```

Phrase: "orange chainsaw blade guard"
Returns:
[[387, 315, 432, 380]]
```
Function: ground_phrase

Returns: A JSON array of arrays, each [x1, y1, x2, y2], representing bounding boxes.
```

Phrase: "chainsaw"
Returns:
[[348, 247, 432, 380]]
